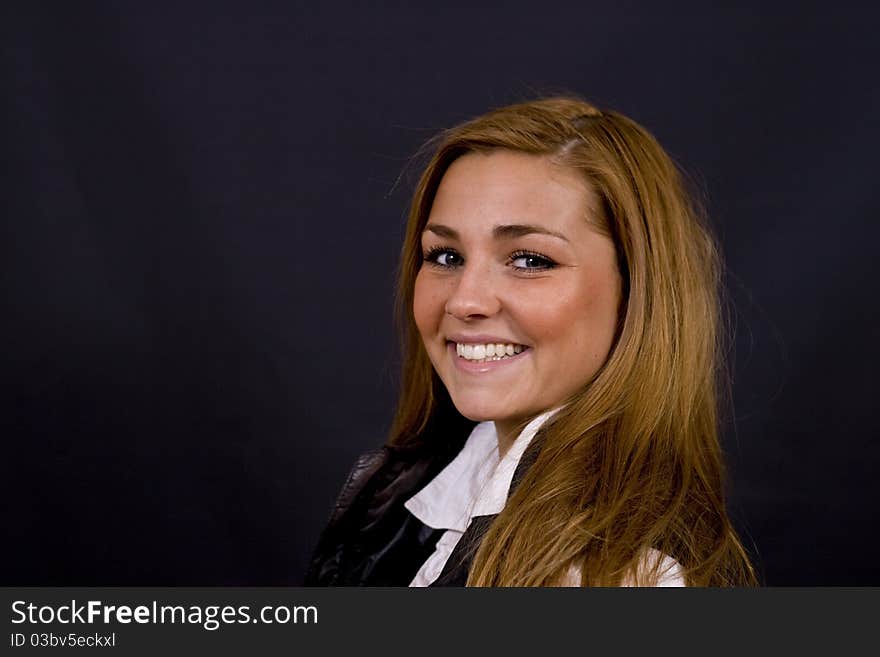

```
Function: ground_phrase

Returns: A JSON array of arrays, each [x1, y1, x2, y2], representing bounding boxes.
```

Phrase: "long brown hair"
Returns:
[[389, 96, 757, 586]]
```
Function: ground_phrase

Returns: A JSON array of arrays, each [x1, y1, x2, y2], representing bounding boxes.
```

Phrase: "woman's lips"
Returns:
[[447, 341, 530, 374]]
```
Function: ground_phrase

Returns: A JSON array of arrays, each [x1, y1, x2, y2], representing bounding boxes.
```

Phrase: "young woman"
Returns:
[[305, 96, 758, 587]]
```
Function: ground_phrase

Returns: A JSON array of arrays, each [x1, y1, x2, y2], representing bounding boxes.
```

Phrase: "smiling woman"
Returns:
[[414, 151, 622, 457], [304, 97, 758, 587]]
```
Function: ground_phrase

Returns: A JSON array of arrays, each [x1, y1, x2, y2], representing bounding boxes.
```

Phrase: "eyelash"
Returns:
[[421, 246, 557, 273]]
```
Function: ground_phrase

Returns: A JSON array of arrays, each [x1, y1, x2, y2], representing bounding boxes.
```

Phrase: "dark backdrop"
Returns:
[[3, 1, 878, 585]]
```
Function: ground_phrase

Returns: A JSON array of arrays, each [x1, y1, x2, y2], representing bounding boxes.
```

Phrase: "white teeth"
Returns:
[[454, 342, 525, 362]]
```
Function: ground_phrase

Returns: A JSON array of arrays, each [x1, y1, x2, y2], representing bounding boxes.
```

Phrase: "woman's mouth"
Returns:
[[446, 341, 530, 372], [454, 341, 525, 362]]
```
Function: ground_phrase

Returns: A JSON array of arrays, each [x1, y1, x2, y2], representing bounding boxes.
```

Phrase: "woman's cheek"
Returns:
[[413, 273, 443, 334]]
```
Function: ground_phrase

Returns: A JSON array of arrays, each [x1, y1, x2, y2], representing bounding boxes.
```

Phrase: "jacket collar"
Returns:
[[404, 408, 561, 532]]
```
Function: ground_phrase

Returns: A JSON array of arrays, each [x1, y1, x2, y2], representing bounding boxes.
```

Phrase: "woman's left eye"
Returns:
[[510, 252, 556, 271]]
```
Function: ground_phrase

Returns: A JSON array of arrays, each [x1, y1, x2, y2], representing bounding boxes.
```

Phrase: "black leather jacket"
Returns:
[[304, 417, 541, 586]]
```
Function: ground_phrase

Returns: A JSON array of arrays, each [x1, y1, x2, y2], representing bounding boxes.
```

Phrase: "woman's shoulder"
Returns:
[[562, 548, 686, 587], [623, 548, 685, 587]]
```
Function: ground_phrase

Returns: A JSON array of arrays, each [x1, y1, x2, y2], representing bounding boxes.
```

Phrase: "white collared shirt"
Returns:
[[404, 409, 685, 587]]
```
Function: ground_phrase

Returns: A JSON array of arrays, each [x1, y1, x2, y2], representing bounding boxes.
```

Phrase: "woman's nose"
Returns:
[[444, 262, 502, 320]]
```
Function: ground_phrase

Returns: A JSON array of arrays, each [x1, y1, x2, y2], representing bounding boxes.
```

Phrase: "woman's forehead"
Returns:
[[427, 150, 602, 237]]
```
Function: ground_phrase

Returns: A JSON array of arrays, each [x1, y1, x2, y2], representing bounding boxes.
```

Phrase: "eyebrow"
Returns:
[[424, 223, 570, 243]]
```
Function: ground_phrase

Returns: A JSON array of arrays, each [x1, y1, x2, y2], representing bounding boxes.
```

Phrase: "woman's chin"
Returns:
[[449, 396, 514, 424]]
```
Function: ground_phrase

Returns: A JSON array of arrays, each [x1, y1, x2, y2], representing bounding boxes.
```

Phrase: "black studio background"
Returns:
[[2, 1, 877, 585]]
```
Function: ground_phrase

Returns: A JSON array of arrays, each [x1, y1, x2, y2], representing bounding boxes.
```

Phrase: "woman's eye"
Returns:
[[511, 252, 556, 271], [424, 248, 463, 268]]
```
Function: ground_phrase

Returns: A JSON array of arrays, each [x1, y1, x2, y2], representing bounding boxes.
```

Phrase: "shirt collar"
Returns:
[[404, 408, 561, 532]]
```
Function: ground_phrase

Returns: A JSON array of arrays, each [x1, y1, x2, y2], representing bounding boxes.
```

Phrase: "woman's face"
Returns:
[[413, 150, 623, 441]]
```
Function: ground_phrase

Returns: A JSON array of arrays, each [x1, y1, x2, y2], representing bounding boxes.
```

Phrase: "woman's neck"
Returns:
[[493, 405, 565, 459], [493, 417, 532, 459]]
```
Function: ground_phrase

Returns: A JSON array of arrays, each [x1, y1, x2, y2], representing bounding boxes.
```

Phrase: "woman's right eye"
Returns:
[[423, 247, 463, 268]]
